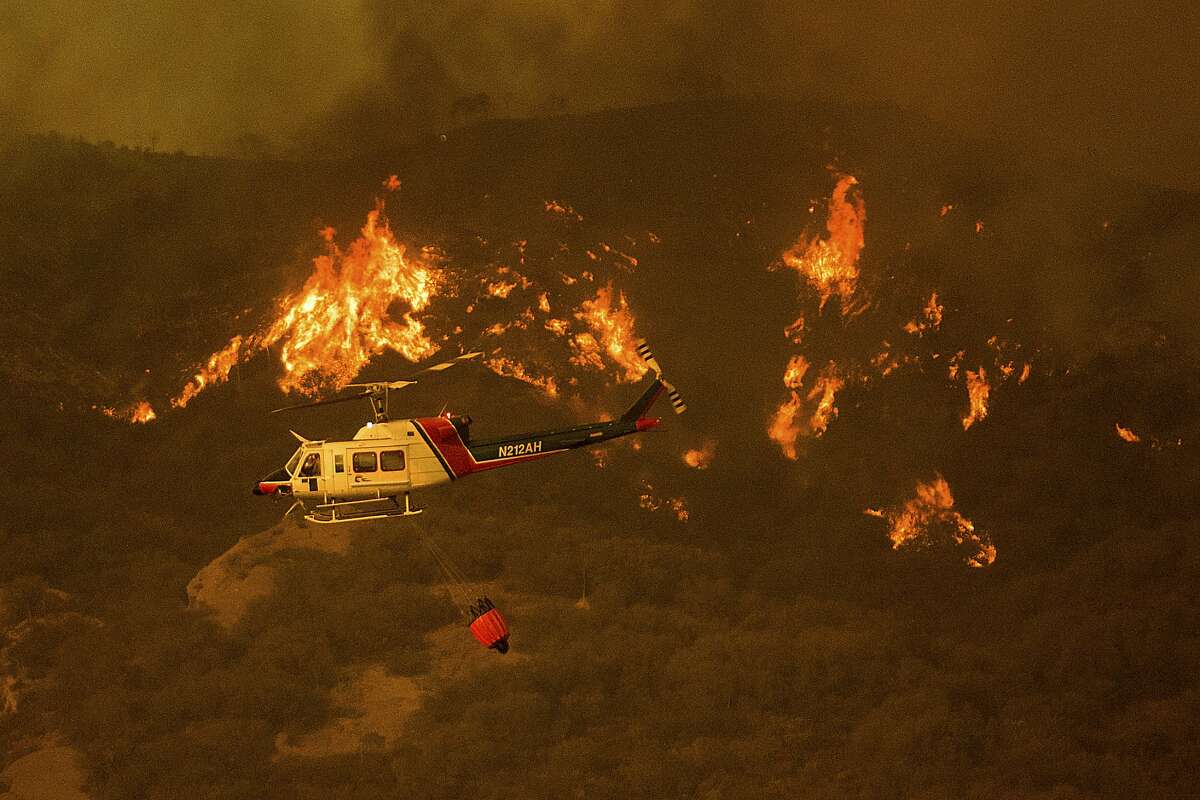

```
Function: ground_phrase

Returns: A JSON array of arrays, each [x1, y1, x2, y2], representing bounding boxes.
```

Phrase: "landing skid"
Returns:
[[305, 494, 423, 524]]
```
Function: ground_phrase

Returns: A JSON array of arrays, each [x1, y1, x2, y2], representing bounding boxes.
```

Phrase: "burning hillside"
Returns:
[[156, 188, 668, 415], [6, 97, 1200, 800]]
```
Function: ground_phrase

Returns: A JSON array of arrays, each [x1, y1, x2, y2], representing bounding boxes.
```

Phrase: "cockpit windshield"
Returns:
[[285, 447, 304, 477]]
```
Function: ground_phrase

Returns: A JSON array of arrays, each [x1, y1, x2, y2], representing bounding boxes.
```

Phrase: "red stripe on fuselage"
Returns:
[[415, 417, 475, 477]]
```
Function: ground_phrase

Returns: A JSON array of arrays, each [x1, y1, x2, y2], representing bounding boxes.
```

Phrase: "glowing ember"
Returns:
[[1115, 423, 1141, 443], [939, 203, 954, 217], [785, 314, 805, 343], [383, 174, 401, 191], [903, 291, 943, 336], [483, 355, 558, 397], [865, 475, 995, 568], [172, 196, 441, 405], [779, 173, 866, 312], [572, 283, 647, 382], [961, 368, 990, 430], [544, 200, 583, 221], [683, 439, 718, 469], [638, 481, 689, 522], [975, 220, 985, 234], [598, 242, 638, 270]]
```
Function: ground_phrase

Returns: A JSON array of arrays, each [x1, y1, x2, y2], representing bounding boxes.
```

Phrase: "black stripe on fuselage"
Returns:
[[412, 421, 457, 480], [468, 419, 637, 463]]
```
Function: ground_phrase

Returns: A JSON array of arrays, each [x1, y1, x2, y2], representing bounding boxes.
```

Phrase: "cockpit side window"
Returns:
[[299, 453, 322, 477], [285, 448, 303, 476]]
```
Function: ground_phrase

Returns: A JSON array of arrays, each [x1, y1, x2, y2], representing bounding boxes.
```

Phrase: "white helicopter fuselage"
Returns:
[[283, 420, 451, 507]]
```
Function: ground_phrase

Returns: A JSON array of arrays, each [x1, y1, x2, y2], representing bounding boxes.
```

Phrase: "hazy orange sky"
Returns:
[[4, 1, 1198, 188]]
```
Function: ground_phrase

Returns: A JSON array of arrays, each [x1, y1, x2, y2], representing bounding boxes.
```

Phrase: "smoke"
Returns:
[[3, 1, 1198, 186]]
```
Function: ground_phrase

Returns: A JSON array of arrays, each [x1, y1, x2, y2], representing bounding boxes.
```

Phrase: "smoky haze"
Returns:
[[3, 1, 1198, 187]]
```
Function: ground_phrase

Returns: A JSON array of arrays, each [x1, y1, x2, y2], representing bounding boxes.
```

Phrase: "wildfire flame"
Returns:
[[544, 200, 583, 222], [483, 355, 558, 397], [768, 357, 844, 460], [1115, 423, 1141, 443], [903, 291, 943, 336], [173, 199, 440, 406], [779, 173, 866, 313], [98, 400, 157, 424], [865, 475, 995, 568], [961, 368, 990, 430], [638, 481, 689, 522], [572, 283, 647, 383]]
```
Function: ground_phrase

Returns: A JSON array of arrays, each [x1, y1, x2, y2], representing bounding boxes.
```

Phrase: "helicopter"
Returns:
[[253, 341, 686, 524]]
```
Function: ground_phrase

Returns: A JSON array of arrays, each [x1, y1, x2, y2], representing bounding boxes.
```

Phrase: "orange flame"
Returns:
[[683, 439, 717, 469], [961, 368, 990, 430], [769, 358, 844, 459], [544, 200, 583, 222], [173, 335, 246, 408], [779, 173, 865, 312], [1115, 423, 1141, 443], [483, 355, 558, 397], [638, 481, 689, 522], [903, 291, 943, 336], [865, 475, 995, 568], [98, 400, 157, 424], [572, 282, 647, 383], [769, 392, 806, 461], [172, 197, 441, 405], [487, 280, 517, 298]]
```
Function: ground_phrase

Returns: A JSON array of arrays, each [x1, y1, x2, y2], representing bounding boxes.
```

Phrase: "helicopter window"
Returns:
[[380, 450, 406, 471], [334, 454, 344, 474], [352, 452, 377, 473], [299, 453, 321, 477], [285, 448, 303, 476]]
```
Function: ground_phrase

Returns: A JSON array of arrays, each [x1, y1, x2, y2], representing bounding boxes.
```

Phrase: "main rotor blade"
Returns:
[[271, 390, 371, 414], [345, 351, 484, 390], [276, 351, 483, 414]]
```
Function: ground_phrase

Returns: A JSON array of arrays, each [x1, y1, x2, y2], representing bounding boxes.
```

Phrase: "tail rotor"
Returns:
[[635, 339, 687, 415]]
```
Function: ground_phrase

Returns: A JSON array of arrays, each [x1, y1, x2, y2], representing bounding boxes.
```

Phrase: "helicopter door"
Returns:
[[296, 451, 325, 496]]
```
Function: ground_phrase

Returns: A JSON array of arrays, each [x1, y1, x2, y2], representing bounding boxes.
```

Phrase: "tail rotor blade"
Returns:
[[665, 382, 687, 415], [635, 339, 663, 375]]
